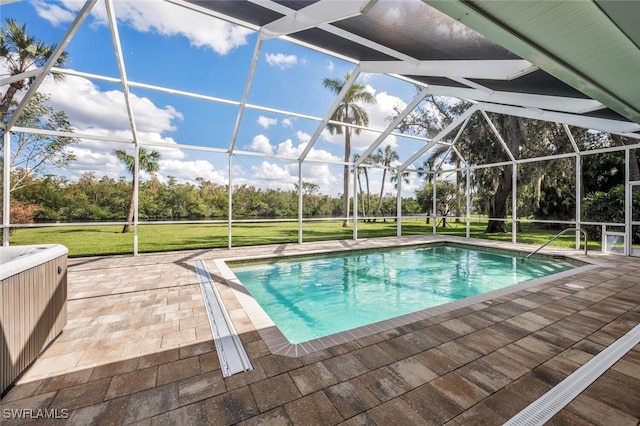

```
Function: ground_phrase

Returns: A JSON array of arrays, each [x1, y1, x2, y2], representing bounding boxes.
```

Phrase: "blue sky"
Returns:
[[2, 0, 435, 197]]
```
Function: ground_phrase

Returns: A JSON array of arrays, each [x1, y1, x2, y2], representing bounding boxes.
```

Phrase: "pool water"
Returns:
[[231, 244, 575, 344]]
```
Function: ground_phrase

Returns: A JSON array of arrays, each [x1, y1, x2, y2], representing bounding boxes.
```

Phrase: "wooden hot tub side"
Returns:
[[1, 246, 68, 397]]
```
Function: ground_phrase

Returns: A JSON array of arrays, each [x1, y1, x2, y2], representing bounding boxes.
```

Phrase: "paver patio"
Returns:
[[1, 236, 639, 425]]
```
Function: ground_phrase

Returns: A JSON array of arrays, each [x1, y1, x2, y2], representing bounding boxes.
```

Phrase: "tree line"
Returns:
[[9, 171, 423, 224]]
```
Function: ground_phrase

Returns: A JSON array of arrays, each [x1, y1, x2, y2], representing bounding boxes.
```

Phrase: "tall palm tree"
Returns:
[[373, 144, 399, 218], [0, 18, 68, 120], [323, 72, 376, 227], [116, 148, 160, 233]]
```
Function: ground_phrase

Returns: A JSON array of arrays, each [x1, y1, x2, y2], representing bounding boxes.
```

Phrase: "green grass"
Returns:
[[9, 219, 599, 257]]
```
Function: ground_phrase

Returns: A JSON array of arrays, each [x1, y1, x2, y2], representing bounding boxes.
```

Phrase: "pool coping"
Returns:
[[213, 236, 606, 357]]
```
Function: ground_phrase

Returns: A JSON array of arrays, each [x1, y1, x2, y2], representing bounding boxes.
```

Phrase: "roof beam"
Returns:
[[105, 0, 139, 146], [260, 0, 378, 38], [299, 67, 361, 162], [354, 87, 430, 167], [425, 85, 604, 115], [229, 36, 264, 153], [0, 68, 42, 86], [359, 60, 534, 80], [477, 102, 640, 136], [399, 105, 479, 171], [480, 110, 516, 163], [433, 118, 470, 173]]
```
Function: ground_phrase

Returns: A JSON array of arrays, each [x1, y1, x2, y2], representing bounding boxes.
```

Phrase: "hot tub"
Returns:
[[1, 244, 68, 397]]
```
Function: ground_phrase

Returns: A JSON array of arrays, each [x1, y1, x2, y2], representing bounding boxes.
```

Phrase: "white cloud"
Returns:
[[265, 53, 298, 70], [365, 89, 405, 131], [66, 145, 124, 180], [275, 139, 341, 163], [41, 75, 183, 136], [248, 161, 297, 191], [34, 0, 252, 55], [326, 60, 335, 72], [282, 118, 293, 128], [296, 131, 311, 143], [158, 159, 226, 184], [274, 139, 295, 157], [33, 0, 77, 26], [257, 115, 277, 129], [248, 134, 274, 154], [33, 72, 213, 185]]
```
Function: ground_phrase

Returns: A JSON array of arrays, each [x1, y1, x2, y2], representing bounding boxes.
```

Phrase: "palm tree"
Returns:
[[0, 18, 68, 120], [323, 72, 376, 227], [116, 148, 160, 233], [352, 153, 373, 220], [373, 145, 399, 219], [390, 168, 411, 190]]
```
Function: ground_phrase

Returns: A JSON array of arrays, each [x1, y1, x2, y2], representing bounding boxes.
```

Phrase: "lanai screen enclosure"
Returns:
[[2, 0, 640, 255]]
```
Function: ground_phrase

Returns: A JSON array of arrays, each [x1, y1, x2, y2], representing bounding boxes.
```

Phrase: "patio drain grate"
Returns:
[[505, 323, 640, 425], [194, 259, 252, 377]]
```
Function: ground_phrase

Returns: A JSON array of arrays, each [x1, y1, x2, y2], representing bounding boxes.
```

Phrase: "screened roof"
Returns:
[[184, 0, 640, 137]]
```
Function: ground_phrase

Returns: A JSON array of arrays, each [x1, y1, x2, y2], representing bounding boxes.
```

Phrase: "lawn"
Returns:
[[9, 218, 598, 257]]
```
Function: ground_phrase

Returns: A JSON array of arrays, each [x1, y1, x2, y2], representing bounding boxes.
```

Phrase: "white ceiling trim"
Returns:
[[477, 102, 640, 136], [359, 59, 533, 80], [426, 85, 604, 115]]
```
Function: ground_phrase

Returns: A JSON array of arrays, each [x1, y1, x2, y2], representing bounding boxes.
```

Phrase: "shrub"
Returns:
[[583, 185, 640, 243]]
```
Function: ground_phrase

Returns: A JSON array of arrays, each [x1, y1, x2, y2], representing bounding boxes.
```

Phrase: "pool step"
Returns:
[[194, 260, 253, 377]]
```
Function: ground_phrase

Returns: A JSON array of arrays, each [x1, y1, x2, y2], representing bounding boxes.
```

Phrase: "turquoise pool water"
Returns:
[[231, 244, 576, 344]]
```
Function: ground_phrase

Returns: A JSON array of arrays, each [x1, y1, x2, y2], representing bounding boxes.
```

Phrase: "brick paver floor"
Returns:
[[1, 236, 639, 425]]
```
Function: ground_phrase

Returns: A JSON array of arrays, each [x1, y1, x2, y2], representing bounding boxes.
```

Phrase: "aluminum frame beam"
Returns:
[[354, 87, 430, 167], [298, 66, 361, 162], [399, 105, 479, 171], [260, 0, 378, 38], [359, 60, 534, 80]]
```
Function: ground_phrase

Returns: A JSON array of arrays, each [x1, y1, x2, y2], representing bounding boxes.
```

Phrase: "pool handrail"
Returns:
[[524, 228, 588, 261]]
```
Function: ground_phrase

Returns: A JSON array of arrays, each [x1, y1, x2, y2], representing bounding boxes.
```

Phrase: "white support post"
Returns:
[[3, 132, 10, 246], [575, 154, 582, 249], [432, 177, 437, 235], [512, 163, 517, 243], [133, 144, 140, 256], [353, 165, 358, 240], [228, 155, 233, 249], [625, 149, 631, 256], [397, 175, 402, 237], [466, 166, 471, 239], [298, 161, 303, 244], [564, 123, 582, 250]]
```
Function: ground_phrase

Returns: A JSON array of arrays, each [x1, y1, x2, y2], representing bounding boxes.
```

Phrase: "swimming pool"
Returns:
[[230, 244, 577, 344]]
